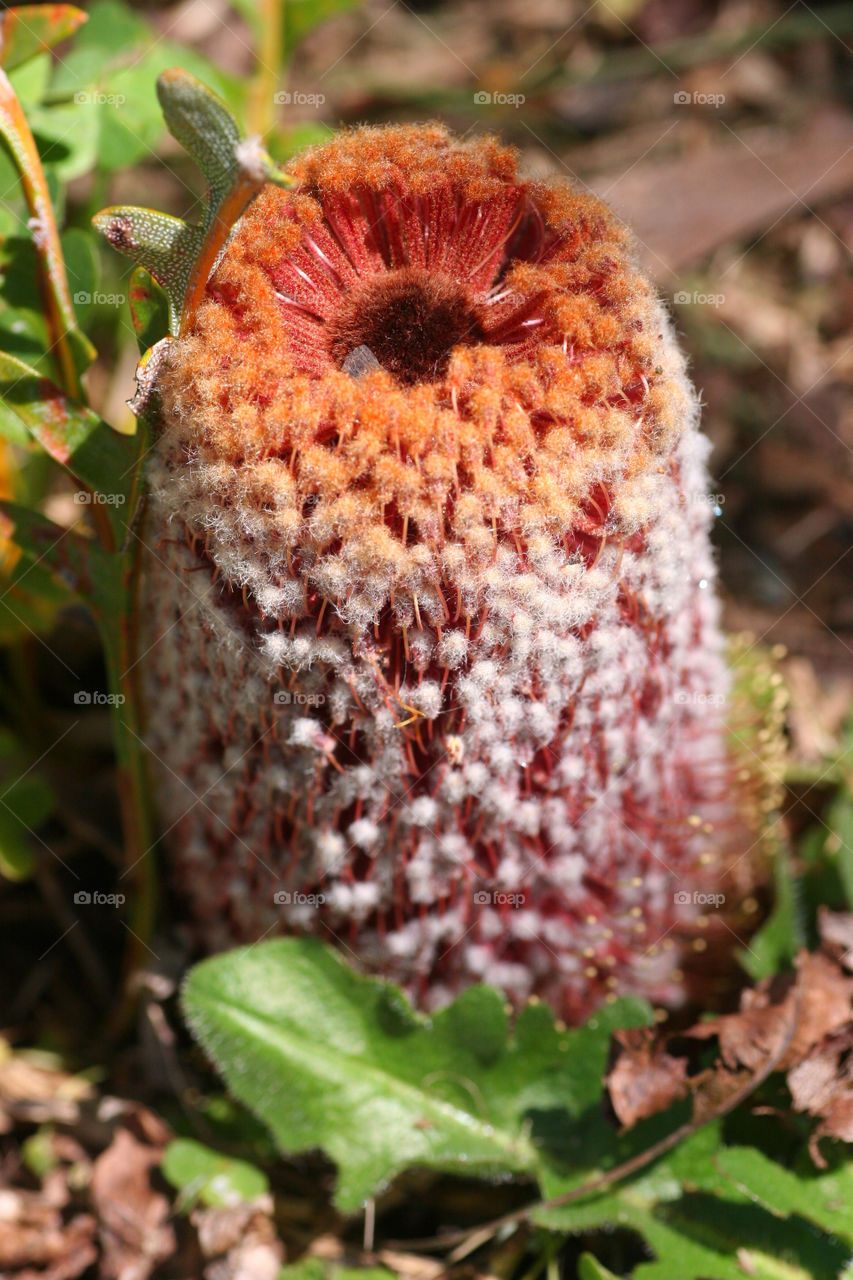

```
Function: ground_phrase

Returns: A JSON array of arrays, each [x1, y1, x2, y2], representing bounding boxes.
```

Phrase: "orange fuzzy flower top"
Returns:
[[158, 124, 692, 630]]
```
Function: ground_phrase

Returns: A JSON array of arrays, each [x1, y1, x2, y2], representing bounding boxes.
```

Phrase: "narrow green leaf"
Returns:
[[0, 6, 88, 73], [91, 207, 203, 335], [128, 266, 170, 353], [739, 844, 803, 980], [578, 1255, 621, 1280], [156, 66, 242, 204], [0, 67, 95, 390], [0, 351, 142, 544], [61, 226, 98, 322]]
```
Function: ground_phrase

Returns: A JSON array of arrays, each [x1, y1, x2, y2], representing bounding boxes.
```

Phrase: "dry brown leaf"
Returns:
[[0, 1043, 94, 1131], [0, 1189, 96, 1278], [787, 1027, 853, 1164], [688, 951, 852, 1071], [192, 1197, 283, 1280], [687, 981, 796, 1072], [606, 1028, 689, 1127], [90, 1127, 175, 1280], [818, 909, 853, 969]]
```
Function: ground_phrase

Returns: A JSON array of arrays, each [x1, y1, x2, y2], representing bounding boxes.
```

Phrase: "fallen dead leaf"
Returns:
[[606, 1028, 689, 1127], [689, 951, 853, 1071], [0, 1188, 96, 1279], [90, 1127, 175, 1280], [193, 1197, 283, 1280], [786, 1022, 853, 1165]]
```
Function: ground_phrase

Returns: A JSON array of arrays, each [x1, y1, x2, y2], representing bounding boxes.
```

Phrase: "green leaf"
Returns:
[[578, 1255, 621, 1280], [161, 1137, 269, 1209], [0, 6, 88, 73], [713, 1146, 853, 1245], [91, 207, 204, 336], [0, 351, 143, 544], [739, 844, 803, 980], [182, 937, 650, 1212], [156, 67, 242, 204], [29, 100, 100, 182], [279, 1264, 397, 1280], [0, 66, 95, 389], [8, 52, 51, 106], [128, 266, 170, 353], [61, 227, 98, 323], [93, 67, 290, 335], [0, 769, 54, 881], [280, 0, 363, 56]]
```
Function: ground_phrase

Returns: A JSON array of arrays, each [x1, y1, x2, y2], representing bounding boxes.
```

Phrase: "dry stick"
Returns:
[[387, 983, 803, 1255]]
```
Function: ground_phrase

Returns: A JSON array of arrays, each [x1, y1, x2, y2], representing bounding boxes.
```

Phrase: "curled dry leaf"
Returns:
[[605, 1028, 689, 1127], [90, 1127, 175, 1280]]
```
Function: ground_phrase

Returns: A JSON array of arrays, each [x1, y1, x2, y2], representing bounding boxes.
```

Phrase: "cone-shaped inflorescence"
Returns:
[[115, 116, 752, 1021]]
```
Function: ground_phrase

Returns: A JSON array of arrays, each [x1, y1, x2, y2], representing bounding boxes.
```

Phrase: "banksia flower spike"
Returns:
[[99, 86, 753, 1022]]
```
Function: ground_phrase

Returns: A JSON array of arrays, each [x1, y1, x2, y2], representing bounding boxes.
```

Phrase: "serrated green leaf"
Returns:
[[182, 937, 650, 1212], [0, 501, 93, 597], [0, 6, 88, 73], [161, 1137, 269, 1209], [713, 1146, 853, 1244]]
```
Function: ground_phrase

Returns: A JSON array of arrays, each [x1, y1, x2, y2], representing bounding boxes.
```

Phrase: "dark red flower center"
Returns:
[[327, 267, 485, 384]]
